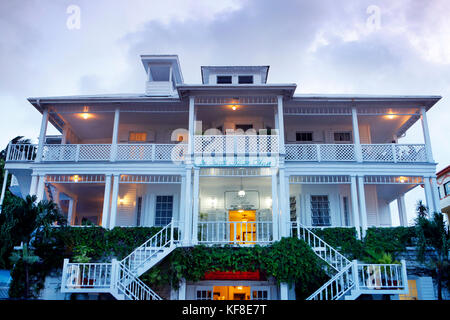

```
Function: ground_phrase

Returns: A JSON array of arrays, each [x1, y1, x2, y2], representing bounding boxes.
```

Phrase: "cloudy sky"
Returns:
[[1, 0, 449, 223]]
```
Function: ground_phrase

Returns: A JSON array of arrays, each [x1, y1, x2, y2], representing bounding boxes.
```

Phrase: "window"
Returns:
[[155, 195, 173, 226], [343, 196, 350, 226], [136, 197, 142, 226], [196, 290, 212, 300], [311, 195, 331, 226], [334, 132, 352, 142], [444, 182, 450, 196], [238, 75, 253, 84], [217, 75, 232, 84], [252, 290, 268, 300], [129, 132, 147, 142], [290, 196, 297, 222], [296, 132, 313, 142]]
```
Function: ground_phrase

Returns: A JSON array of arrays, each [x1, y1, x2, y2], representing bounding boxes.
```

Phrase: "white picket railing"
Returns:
[[62, 262, 113, 292], [114, 260, 162, 300], [198, 221, 273, 244], [121, 221, 180, 273], [290, 222, 350, 272], [307, 262, 355, 300], [5, 143, 37, 161], [357, 263, 406, 290]]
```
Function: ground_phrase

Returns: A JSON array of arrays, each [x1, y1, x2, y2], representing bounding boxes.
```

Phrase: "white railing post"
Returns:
[[352, 260, 360, 292], [316, 144, 321, 162], [352, 107, 363, 162], [400, 259, 408, 291], [391, 144, 397, 163], [75, 145, 80, 162], [5, 142, 11, 161], [170, 220, 174, 247], [61, 258, 69, 292], [111, 259, 118, 292]]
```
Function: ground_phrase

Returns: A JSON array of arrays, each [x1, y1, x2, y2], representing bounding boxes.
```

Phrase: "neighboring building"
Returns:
[[437, 165, 450, 221], [0, 55, 443, 300]]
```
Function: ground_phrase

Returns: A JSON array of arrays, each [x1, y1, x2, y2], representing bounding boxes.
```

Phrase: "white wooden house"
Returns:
[[1, 54, 442, 300]]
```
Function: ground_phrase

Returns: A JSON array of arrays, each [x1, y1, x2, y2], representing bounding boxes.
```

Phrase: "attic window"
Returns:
[[217, 76, 232, 84], [238, 75, 253, 84], [150, 65, 170, 81]]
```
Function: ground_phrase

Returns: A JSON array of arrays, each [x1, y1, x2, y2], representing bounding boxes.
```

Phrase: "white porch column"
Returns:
[[188, 96, 195, 163], [277, 95, 286, 155], [101, 174, 112, 228], [350, 175, 361, 239], [67, 198, 75, 225], [191, 168, 200, 245], [0, 169, 8, 213], [35, 108, 49, 163], [423, 176, 435, 214], [183, 168, 192, 245], [351, 107, 363, 162], [420, 107, 434, 163], [36, 174, 46, 202], [278, 168, 289, 237], [280, 283, 289, 300], [397, 195, 408, 226], [271, 168, 279, 241], [357, 176, 368, 237], [29, 173, 39, 196], [110, 107, 120, 162], [109, 174, 120, 229], [179, 174, 186, 233], [430, 177, 441, 213]]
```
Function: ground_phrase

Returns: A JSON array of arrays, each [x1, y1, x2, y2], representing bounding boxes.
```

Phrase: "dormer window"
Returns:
[[149, 65, 170, 81], [238, 75, 253, 84], [217, 76, 232, 84]]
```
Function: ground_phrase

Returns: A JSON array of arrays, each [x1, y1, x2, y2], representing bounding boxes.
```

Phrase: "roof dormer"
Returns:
[[141, 55, 183, 96], [201, 66, 269, 85]]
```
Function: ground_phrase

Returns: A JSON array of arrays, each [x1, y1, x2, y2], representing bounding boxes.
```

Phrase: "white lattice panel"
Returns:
[[117, 145, 153, 161], [395, 144, 427, 162], [78, 144, 111, 161], [42, 145, 78, 161], [319, 144, 355, 161], [285, 144, 318, 161], [361, 144, 394, 162]]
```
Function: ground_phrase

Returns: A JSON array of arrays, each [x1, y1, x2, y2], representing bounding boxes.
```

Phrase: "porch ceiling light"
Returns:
[[72, 175, 80, 183], [238, 177, 245, 197], [79, 112, 91, 120]]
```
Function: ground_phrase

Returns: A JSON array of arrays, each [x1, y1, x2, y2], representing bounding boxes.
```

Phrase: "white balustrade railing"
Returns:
[[115, 261, 162, 300], [307, 262, 355, 300], [6, 143, 37, 161], [290, 222, 350, 272], [62, 261, 113, 291], [357, 263, 406, 290], [198, 221, 273, 244], [194, 135, 279, 156], [121, 221, 180, 273]]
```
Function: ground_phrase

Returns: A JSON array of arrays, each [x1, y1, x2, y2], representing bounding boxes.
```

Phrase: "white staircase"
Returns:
[[61, 220, 180, 300], [290, 222, 409, 300]]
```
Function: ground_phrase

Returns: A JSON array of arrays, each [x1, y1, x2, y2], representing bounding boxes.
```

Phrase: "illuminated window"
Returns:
[[399, 280, 418, 300], [129, 132, 147, 142]]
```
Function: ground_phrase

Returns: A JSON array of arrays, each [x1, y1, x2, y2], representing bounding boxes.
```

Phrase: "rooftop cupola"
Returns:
[[201, 66, 269, 85], [141, 55, 183, 96]]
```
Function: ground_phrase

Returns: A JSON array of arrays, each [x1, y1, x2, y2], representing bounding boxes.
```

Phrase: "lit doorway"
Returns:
[[228, 210, 256, 243]]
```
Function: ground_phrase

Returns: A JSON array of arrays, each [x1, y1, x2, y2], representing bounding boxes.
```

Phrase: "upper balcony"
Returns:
[[5, 94, 439, 167]]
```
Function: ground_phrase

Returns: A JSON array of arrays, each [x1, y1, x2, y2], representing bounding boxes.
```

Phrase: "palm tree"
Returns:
[[415, 205, 449, 300], [9, 243, 41, 299], [1, 195, 66, 298]]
